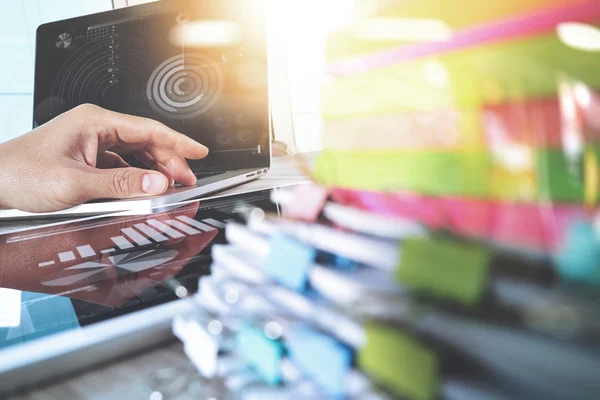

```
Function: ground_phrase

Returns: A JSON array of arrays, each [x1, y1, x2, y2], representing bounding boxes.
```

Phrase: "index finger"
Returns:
[[82, 105, 209, 159]]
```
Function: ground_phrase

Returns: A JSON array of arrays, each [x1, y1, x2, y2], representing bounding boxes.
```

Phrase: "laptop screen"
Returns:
[[34, 0, 270, 171]]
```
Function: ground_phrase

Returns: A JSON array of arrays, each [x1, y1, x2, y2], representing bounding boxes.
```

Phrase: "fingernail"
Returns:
[[142, 173, 168, 194]]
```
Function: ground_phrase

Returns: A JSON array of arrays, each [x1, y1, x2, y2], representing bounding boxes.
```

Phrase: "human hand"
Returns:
[[0, 104, 208, 212]]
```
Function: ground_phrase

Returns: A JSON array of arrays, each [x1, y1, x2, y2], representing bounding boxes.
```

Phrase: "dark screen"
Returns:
[[34, 0, 270, 171]]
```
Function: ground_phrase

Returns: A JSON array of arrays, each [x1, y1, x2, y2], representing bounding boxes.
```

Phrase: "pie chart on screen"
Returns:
[[55, 33, 72, 49]]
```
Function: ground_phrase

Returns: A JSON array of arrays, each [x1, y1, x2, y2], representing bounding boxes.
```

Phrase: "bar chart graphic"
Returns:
[[77, 245, 96, 258], [37, 216, 228, 269], [58, 251, 76, 263]]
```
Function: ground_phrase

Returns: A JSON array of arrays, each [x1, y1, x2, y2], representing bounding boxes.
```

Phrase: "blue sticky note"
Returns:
[[287, 327, 353, 397], [556, 220, 600, 284], [236, 325, 283, 385], [264, 234, 316, 291]]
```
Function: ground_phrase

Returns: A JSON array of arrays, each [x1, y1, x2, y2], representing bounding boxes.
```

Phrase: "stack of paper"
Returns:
[[173, 184, 600, 399]]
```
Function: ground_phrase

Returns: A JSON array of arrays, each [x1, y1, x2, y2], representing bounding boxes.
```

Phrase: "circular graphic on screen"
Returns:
[[216, 132, 232, 145], [214, 116, 230, 129], [56, 33, 72, 49], [237, 129, 251, 142], [146, 54, 224, 119]]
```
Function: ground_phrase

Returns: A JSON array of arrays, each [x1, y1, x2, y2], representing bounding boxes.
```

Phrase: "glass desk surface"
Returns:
[[0, 188, 284, 351]]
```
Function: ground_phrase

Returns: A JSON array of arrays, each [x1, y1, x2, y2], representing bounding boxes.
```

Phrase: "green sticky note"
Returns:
[[396, 236, 491, 305], [536, 148, 585, 203], [314, 149, 490, 197], [358, 323, 439, 400]]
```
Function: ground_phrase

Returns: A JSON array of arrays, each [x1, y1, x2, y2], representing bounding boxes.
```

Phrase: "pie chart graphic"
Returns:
[[42, 248, 179, 287], [55, 33, 72, 49], [105, 249, 179, 273]]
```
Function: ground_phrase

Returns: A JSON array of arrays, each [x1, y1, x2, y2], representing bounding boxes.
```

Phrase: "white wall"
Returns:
[[268, 0, 355, 153], [0, 0, 113, 143]]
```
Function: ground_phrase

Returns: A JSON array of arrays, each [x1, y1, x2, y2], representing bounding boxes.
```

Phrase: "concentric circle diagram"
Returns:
[[146, 54, 224, 119]]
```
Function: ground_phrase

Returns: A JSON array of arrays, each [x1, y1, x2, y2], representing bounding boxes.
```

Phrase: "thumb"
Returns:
[[84, 167, 169, 200]]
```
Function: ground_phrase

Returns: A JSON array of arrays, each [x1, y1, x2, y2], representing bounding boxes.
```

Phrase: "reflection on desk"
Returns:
[[0, 188, 284, 350]]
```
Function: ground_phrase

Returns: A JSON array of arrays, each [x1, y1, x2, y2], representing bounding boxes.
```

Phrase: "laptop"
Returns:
[[0, 0, 289, 220]]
